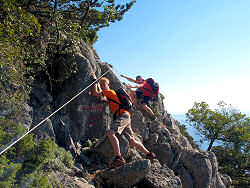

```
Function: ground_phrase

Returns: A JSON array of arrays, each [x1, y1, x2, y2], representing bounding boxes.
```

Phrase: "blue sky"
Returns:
[[94, 0, 250, 115]]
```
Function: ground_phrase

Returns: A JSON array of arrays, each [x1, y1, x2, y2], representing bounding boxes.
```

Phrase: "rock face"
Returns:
[[48, 167, 95, 188], [28, 41, 232, 188], [99, 159, 151, 188], [138, 160, 182, 188]]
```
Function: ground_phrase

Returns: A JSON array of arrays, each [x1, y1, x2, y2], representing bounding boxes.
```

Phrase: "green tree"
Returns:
[[0, 0, 42, 151], [14, 0, 136, 45], [186, 101, 249, 151]]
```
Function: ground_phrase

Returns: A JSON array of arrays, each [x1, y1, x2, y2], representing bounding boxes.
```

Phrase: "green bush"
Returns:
[[49, 144, 74, 170], [0, 137, 74, 187], [0, 156, 22, 187]]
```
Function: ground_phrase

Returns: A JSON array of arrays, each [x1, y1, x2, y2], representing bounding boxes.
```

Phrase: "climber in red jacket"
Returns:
[[121, 74, 156, 120]]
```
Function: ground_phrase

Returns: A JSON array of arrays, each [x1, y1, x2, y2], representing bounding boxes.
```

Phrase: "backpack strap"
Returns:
[[106, 97, 121, 120], [142, 86, 154, 99], [106, 97, 120, 105], [101, 91, 120, 106], [143, 80, 153, 92], [143, 87, 153, 92]]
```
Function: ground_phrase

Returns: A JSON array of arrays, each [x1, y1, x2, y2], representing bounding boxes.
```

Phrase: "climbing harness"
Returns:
[[0, 68, 112, 156]]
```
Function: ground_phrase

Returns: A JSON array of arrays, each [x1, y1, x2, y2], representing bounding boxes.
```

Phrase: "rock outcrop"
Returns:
[[28, 41, 232, 188]]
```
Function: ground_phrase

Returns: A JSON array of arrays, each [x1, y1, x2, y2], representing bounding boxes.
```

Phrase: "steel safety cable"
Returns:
[[0, 68, 112, 155]]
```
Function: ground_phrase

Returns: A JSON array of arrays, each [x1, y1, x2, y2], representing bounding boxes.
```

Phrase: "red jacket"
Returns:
[[141, 80, 154, 98]]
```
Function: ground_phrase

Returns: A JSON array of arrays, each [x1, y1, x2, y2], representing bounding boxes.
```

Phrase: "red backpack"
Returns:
[[144, 78, 159, 99]]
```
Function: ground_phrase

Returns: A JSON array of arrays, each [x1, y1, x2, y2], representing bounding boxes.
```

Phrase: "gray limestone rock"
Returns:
[[179, 150, 212, 188], [94, 132, 141, 164], [19, 103, 33, 131], [219, 174, 232, 188], [138, 160, 182, 188], [99, 159, 151, 188]]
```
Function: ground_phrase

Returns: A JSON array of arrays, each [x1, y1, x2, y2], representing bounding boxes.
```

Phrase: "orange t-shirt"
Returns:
[[102, 90, 130, 117]]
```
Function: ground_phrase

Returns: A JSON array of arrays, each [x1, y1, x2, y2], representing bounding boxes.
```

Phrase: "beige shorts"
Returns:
[[110, 113, 133, 136]]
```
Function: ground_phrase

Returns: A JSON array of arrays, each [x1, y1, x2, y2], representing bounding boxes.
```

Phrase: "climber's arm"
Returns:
[[91, 72, 103, 97], [120, 74, 137, 83], [128, 83, 143, 89]]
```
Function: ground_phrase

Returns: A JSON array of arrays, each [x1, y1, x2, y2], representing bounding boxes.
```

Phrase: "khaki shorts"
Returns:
[[110, 112, 133, 136]]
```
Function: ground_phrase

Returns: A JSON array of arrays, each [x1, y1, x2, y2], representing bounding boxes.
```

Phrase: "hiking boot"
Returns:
[[108, 157, 126, 169], [145, 152, 156, 160]]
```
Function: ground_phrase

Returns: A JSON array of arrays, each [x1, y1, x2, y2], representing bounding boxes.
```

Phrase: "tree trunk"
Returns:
[[207, 139, 215, 151]]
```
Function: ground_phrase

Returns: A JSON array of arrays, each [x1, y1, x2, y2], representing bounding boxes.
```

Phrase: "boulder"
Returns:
[[138, 160, 182, 188], [99, 159, 151, 188], [179, 150, 212, 188], [93, 132, 141, 164], [175, 163, 193, 188], [48, 168, 94, 188], [219, 174, 232, 188]]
